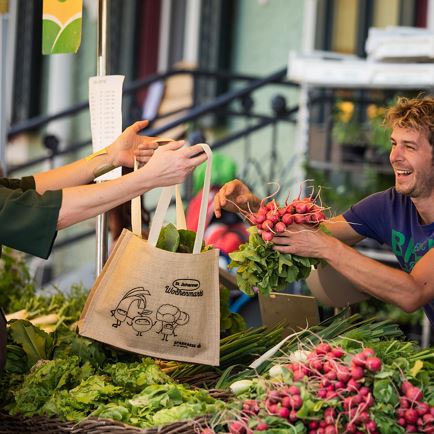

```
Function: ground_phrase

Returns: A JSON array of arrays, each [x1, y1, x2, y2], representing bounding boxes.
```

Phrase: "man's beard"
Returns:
[[396, 167, 434, 198]]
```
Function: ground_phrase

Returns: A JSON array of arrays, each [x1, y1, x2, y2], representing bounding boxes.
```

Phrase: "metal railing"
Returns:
[[8, 68, 295, 139], [8, 67, 296, 175]]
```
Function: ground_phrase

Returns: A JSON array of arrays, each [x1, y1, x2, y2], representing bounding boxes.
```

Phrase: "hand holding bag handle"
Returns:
[[130, 167, 187, 236], [131, 138, 187, 236], [147, 143, 212, 254]]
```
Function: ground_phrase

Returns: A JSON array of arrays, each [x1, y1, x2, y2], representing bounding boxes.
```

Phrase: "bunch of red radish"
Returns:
[[263, 385, 303, 426], [249, 197, 327, 242], [396, 381, 434, 433], [200, 342, 434, 434]]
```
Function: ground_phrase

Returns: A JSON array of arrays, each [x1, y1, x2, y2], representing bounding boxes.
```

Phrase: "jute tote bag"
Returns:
[[79, 144, 220, 365]]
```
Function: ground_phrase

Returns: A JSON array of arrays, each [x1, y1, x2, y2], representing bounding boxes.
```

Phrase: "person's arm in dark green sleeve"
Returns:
[[0, 185, 62, 259], [0, 142, 207, 258]]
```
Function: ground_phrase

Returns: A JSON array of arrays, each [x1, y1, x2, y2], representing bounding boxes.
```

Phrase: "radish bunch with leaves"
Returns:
[[228, 190, 328, 296]]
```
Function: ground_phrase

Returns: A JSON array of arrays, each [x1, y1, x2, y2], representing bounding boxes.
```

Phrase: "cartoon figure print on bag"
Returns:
[[111, 287, 154, 334], [111, 289, 190, 340], [154, 304, 190, 341]]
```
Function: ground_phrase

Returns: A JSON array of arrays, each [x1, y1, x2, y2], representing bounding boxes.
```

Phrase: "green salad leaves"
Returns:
[[4, 351, 224, 427]]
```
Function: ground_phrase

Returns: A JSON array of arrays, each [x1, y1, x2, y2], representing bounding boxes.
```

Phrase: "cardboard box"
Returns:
[[259, 292, 319, 337]]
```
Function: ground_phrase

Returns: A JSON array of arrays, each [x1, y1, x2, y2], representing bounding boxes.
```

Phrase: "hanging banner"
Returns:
[[42, 0, 83, 54]]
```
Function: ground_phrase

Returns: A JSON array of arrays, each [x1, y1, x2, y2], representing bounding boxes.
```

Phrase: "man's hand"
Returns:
[[272, 224, 335, 259], [214, 179, 260, 218], [108, 120, 172, 168]]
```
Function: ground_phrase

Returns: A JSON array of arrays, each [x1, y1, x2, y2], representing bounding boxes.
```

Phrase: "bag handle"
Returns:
[[175, 185, 187, 230], [131, 169, 187, 238], [131, 137, 181, 237], [147, 143, 212, 254], [131, 159, 142, 236]]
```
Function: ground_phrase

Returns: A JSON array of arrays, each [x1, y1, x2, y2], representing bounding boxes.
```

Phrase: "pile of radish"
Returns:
[[201, 342, 434, 434], [396, 381, 433, 433], [248, 197, 327, 243]]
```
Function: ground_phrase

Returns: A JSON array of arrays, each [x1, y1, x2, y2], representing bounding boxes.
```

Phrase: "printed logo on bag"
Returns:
[[173, 340, 201, 349], [110, 287, 190, 341], [165, 279, 203, 297]]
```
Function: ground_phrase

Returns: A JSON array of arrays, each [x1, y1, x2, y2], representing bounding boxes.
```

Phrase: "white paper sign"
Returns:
[[89, 75, 124, 180]]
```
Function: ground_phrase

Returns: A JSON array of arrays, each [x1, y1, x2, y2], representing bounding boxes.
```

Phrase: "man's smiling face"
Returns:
[[389, 126, 434, 199]]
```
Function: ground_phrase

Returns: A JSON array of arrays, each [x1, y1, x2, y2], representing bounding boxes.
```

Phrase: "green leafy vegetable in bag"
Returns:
[[156, 223, 180, 252], [178, 229, 198, 253], [156, 223, 210, 253]]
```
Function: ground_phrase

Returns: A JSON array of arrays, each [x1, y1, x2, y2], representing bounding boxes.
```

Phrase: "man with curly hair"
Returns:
[[214, 96, 434, 327]]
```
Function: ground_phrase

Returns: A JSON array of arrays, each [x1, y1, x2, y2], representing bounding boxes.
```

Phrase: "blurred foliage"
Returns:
[[0, 248, 35, 313], [305, 165, 393, 214], [355, 298, 424, 328], [220, 285, 246, 337], [0, 247, 88, 326], [332, 100, 391, 153]]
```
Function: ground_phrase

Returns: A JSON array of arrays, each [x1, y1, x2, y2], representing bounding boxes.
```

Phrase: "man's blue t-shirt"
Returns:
[[343, 188, 434, 327]]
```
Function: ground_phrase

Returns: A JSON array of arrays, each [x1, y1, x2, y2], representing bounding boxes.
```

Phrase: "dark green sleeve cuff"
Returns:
[[0, 176, 35, 191], [0, 187, 62, 259]]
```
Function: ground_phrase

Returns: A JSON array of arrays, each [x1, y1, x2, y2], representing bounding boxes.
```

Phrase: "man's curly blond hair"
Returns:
[[384, 96, 434, 161]]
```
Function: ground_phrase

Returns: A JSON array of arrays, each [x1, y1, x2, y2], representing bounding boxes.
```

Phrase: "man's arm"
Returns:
[[273, 221, 434, 313], [322, 215, 365, 245], [214, 181, 433, 311], [323, 236, 434, 312]]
